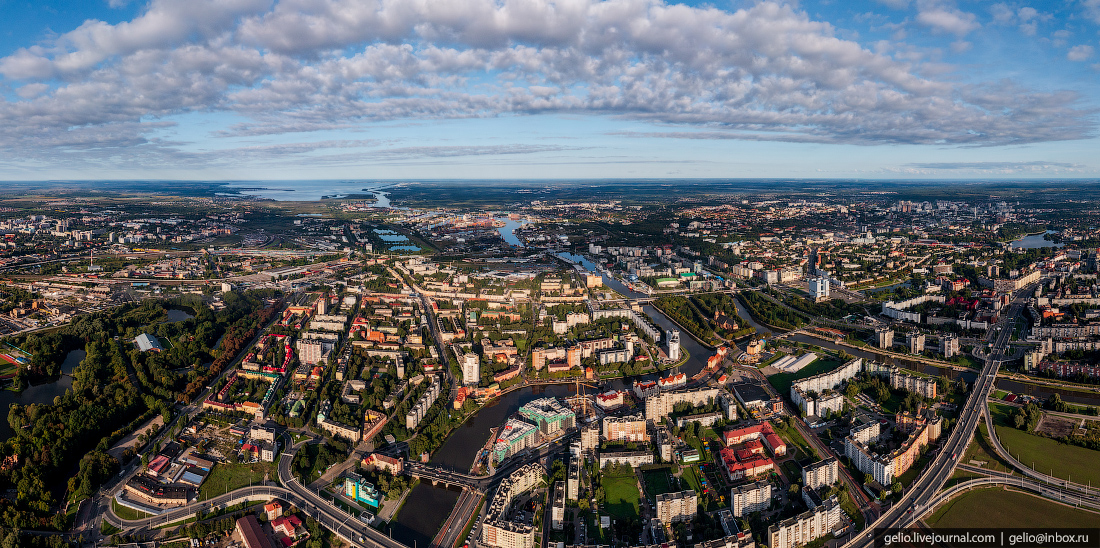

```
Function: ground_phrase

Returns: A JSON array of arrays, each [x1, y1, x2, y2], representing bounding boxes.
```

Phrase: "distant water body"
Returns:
[[223, 181, 393, 202]]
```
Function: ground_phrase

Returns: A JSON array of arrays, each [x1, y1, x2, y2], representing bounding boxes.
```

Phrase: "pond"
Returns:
[[373, 229, 410, 243], [1009, 230, 1063, 249], [0, 348, 84, 440], [165, 308, 194, 322]]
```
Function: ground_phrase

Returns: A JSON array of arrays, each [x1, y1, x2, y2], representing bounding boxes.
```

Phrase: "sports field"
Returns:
[[603, 471, 641, 520], [642, 468, 674, 502], [926, 487, 1100, 529]]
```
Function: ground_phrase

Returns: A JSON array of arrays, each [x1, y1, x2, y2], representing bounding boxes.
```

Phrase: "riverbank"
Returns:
[[649, 297, 718, 350], [790, 331, 976, 373]]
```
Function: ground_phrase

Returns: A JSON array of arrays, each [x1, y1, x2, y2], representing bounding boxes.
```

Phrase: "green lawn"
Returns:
[[767, 356, 844, 394], [111, 498, 151, 521], [894, 453, 931, 488], [772, 420, 819, 461], [838, 489, 865, 531], [198, 461, 277, 501], [926, 487, 1100, 529], [603, 472, 641, 520], [990, 403, 1100, 486], [679, 466, 715, 511]]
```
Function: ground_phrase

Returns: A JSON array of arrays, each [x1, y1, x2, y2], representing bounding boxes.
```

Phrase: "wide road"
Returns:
[[840, 286, 1033, 548]]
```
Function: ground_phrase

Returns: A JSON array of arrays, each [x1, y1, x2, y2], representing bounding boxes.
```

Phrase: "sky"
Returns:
[[0, 0, 1096, 181]]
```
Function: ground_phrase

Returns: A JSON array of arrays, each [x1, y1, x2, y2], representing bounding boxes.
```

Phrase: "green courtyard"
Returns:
[[603, 470, 642, 520]]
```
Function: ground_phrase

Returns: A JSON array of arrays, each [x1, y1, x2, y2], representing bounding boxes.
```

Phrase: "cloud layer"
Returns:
[[0, 0, 1095, 170]]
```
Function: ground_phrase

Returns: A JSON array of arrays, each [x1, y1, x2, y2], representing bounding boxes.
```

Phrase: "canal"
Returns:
[[995, 379, 1100, 407], [785, 333, 979, 383]]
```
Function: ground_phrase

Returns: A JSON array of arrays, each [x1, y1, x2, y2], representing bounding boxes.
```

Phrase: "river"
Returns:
[[495, 217, 527, 247], [393, 252, 729, 545], [995, 378, 1100, 407], [390, 384, 575, 548], [0, 348, 84, 440]]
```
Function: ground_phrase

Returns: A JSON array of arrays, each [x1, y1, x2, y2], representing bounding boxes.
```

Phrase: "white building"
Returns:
[[656, 490, 697, 524], [666, 329, 681, 361], [808, 277, 831, 302], [461, 352, 480, 386]]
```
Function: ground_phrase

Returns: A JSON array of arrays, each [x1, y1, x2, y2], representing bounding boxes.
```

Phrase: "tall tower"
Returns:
[[666, 329, 681, 361]]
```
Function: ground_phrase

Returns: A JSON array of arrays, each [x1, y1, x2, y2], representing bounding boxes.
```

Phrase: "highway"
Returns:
[[840, 286, 1032, 548]]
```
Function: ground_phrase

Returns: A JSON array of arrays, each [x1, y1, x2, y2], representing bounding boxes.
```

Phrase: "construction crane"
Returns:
[[567, 378, 600, 419]]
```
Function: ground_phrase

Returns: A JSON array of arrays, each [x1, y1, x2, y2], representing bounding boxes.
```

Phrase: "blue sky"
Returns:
[[0, 0, 1096, 180]]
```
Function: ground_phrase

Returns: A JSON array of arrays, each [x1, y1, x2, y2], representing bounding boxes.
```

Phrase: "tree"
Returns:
[[864, 473, 874, 485]]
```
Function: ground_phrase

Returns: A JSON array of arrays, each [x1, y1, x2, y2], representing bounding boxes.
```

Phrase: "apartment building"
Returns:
[[730, 480, 771, 517], [603, 414, 649, 443], [656, 490, 698, 524]]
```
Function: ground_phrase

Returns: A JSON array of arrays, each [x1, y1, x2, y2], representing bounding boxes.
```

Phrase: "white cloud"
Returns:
[[1067, 44, 1095, 61], [916, 2, 979, 36], [0, 0, 1091, 169], [1084, 0, 1100, 24]]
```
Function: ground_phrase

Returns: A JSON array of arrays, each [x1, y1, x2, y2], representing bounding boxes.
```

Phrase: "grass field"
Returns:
[[767, 356, 844, 394], [772, 420, 819, 461], [603, 471, 641, 520], [989, 403, 1100, 486], [642, 469, 675, 502], [962, 423, 1015, 474], [199, 461, 277, 501], [679, 466, 715, 511], [926, 487, 1100, 529]]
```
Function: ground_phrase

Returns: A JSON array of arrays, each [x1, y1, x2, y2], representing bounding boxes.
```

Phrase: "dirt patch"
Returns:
[[107, 415, 164, 462], [1034, 414, 1077, 438]]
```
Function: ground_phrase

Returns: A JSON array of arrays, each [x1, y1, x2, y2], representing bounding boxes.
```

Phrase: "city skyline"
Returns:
[[0, 0, 1097, 180]]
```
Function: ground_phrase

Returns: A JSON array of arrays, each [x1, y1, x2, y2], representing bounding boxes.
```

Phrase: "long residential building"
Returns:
[[482, 463, 544, 548], [406, 375, 442, 430], [645, 386, 719, 420], [789, 358, 863, 396], [844, 414, 941, 485], [768, 496, 842, 548], [599, 451, 654, 468]]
